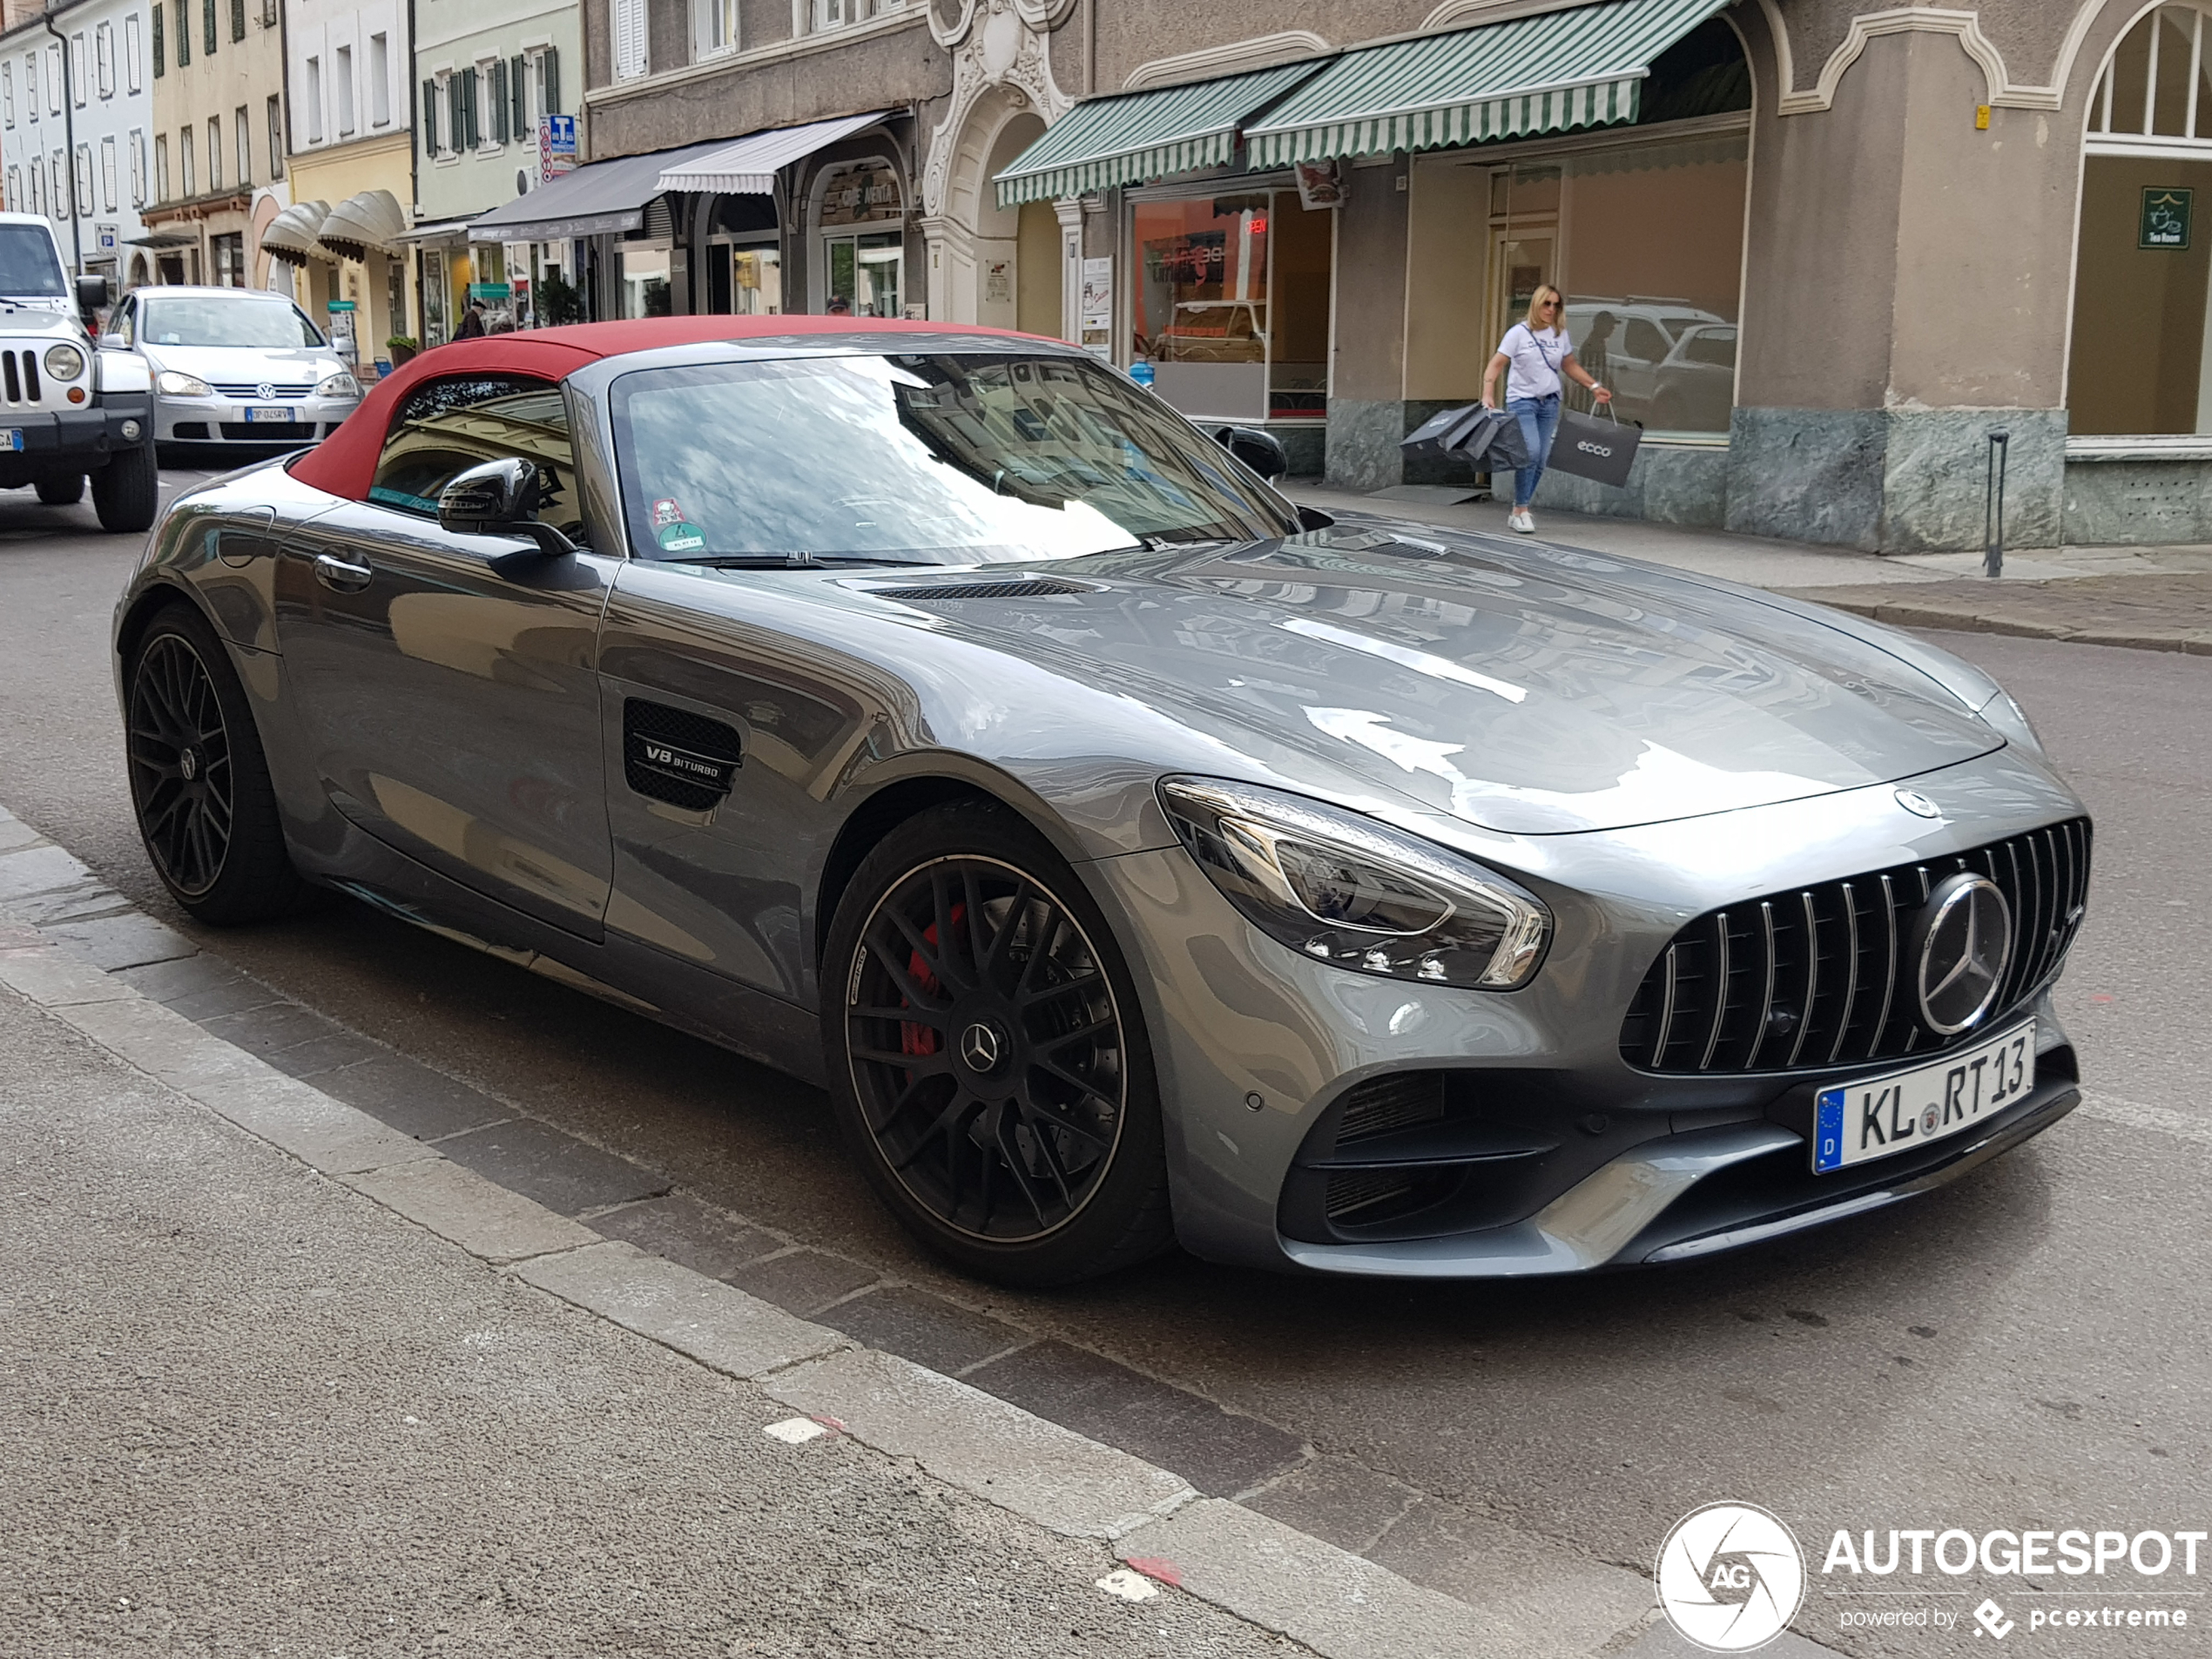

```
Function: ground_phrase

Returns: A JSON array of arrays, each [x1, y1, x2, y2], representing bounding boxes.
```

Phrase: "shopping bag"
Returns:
[[1399, 402, 1491, 461], [1464, 408, 1529, 471], [1546, 404, 1641, 487]]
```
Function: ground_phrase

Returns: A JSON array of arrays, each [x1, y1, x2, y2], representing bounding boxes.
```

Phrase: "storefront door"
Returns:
[[825, 232, 901, 316]]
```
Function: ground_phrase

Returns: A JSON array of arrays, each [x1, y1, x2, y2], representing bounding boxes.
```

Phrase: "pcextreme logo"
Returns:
[[1657, 1502, 1808, 1651]]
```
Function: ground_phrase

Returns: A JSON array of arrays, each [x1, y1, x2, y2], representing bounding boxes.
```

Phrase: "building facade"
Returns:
[[137, 0, 288, 290], [279, 0, 410, 366], [409, 0, 582, 341], [0, 0, 155, 290]]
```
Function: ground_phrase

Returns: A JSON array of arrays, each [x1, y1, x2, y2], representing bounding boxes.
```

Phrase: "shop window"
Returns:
[[623, 245, 671, 317], [1406, 129, 1746, 435], [1130, 190, 1332, 423], [817, 158, 904, 317], [2071, 4, 2212, 435], [211, 232, 243, 287]]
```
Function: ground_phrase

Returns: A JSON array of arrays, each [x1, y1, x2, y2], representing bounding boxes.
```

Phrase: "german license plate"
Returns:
[[245, 406, 294, 423], [1812, 1021, 2034, 1173], [0, 428, 22, 450]]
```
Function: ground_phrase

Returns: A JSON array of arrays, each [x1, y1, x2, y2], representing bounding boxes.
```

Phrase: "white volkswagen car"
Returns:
[[99, 287, 362, 458]]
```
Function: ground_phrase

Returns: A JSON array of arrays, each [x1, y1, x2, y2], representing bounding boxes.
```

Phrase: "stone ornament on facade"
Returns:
[[920, 0, 1075, 219]]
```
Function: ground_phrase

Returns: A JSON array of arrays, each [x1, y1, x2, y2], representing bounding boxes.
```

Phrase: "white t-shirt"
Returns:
[[1497, 321, 1572, 400]]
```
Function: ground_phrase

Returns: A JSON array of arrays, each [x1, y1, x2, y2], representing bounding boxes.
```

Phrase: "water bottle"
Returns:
[[1130, 358, 1156, 390]]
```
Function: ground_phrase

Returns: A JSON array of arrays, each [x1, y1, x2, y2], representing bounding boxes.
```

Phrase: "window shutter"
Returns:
[[510, 54, 526, 134], [230, 0, 243, 43], [421, 78, 435, 154], [464, 69, 479, 149], [202, 0, 215, 57], [543, 47, 559, 115], [152, 5, 163, 77], [489, 59, 507, 145]]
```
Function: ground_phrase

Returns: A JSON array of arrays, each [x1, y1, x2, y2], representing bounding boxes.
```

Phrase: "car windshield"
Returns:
[[139, 296, 324, 348], [609, 350, 1300, 564], [0, 226, 65, 296]]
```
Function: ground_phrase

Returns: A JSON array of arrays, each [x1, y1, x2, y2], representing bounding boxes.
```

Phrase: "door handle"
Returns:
[[313, 552, 373, 592]]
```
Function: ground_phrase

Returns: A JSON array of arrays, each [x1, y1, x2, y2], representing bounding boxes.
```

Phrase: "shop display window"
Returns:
[[1407, 131, 1745, 435], [1130, 190, 1331, 423]]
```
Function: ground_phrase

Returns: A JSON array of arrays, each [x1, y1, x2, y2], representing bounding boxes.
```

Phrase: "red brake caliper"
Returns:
[[900, 901, 964, 1058]]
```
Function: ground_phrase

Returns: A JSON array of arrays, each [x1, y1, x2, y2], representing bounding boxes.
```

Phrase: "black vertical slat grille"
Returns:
[[1620, 819, 2091, 1075], [24, 354, 40, 401]]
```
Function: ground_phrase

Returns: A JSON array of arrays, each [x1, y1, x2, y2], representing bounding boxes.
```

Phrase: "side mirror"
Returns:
[[1295, 504, 1336, 531], [1211, 423, 1288, 480], [76, 273, 111, 314], [437, 456, 576, 556], [97, 330, 127, 349]]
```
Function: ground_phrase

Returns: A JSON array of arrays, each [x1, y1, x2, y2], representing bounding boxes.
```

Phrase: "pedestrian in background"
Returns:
[[454, 299, 487, 340], [1481, 284, 1610, 534]]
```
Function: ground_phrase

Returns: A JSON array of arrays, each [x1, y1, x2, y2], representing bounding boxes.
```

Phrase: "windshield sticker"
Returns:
[[656, 521, 706, 553], [651, 496, 688, 529]]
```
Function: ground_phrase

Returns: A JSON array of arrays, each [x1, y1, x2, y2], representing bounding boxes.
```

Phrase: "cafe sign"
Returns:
[[2141, 186, 2192, 249]]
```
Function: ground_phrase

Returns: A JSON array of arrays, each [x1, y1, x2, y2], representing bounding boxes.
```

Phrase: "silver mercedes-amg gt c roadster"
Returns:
[[113, 319, 2091, 1285]]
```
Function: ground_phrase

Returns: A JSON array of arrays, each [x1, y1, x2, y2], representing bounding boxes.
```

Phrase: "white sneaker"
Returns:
[[1508, 509, 1535, 534]]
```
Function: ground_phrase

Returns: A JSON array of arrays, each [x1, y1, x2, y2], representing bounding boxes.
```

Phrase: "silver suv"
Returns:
[[0, 212, 157, 531]]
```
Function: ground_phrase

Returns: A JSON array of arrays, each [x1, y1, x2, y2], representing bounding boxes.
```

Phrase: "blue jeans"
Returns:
[[1506, 394, 1561, 508]]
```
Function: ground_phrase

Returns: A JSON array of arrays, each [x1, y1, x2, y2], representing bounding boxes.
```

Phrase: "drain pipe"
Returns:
[[42, 5, 85, 280]]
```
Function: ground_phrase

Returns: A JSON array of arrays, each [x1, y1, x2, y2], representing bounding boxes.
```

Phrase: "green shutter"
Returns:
[[421, 78, 436, 155], [202, 0, 215, 58], [993, 60, 1325, 209], [1244, 0, 1727, 166], [543, 47, 559, 118], [510, 54, 526, 137], [152, 4, 163, 77]]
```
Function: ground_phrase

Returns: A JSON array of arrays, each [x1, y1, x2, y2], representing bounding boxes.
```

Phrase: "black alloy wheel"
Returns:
[[125, 605, 301, 922], [826, 803, 1172, 1285]]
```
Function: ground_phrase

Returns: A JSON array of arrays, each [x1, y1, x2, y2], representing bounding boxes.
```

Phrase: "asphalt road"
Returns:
[[3, 471, 2207, 1656]]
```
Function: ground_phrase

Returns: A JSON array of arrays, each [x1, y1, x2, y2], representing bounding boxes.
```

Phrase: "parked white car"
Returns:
[[99, 287, 362, 457]]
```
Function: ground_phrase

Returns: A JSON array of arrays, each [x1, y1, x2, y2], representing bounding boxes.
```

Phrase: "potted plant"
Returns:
[[386, 334, 419, 366]]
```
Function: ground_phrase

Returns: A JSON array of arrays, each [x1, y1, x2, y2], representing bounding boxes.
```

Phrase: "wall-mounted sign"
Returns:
[[2141, 186, 2192, 249], [1293, 160, 1343, 210], [95, 222, 118, 251], [326, 299, 357, 311], [538, 114, 577, 186], [1080, 256, 1111, 330], [819, 162, 901, 227], [469, 282, 511, 300]]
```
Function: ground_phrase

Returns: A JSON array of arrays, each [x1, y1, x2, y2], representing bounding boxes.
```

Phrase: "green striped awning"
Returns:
[[1244, 0, 1727, 167], [995, 62, 1326, 208]]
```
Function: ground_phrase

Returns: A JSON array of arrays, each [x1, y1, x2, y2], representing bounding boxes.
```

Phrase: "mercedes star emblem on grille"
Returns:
[[1912, 873, 2013, 1035]]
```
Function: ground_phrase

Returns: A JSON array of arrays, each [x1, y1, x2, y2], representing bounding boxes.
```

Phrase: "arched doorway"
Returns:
[[2070, 2, 2212, 433], [932, 85, 1067, 334]]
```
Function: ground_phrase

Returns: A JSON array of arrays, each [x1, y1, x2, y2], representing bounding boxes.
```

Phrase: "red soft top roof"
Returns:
[[287, 314, 1031, 503]]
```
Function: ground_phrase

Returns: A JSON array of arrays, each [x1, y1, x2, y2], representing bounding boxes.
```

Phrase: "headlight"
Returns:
[[158, 369, 213, 397], [1159, 777, 1552, 990], [1976, 689, 2046, 758], [43, 343, 84, 380], [316, 370, 361, 399]]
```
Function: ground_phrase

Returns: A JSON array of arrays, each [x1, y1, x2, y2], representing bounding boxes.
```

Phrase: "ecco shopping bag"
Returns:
[[1546, 405, 1641, 487]]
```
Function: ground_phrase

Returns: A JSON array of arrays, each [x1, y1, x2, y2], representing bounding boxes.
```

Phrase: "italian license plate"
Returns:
[[1812, 1021, 2034, 1173], [245, 406, 294, 424], [0, 428, 22, 450]]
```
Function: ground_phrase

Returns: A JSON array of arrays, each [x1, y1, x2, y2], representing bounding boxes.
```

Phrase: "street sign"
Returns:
[[2141, 186, 2192, 249], [468, 282, 511, 300], [95, 223, 117, 251], [538, 114, 577, 186]]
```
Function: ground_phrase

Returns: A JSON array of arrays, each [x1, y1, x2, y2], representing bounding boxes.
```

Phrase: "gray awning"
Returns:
[[654, 111, 886, 195], [468, 139, 736, 241], [392, 216, 480, 244]]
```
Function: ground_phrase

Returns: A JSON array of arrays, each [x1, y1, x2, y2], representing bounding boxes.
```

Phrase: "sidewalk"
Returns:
[[1284, 482, 2212, 655]]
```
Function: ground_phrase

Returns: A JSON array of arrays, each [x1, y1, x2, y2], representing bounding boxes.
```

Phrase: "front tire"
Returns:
[[35, 469, 84, 506], [823, 801, 1174, 1285], [125, 604, 302, 923], [92, 445, 158, 533]]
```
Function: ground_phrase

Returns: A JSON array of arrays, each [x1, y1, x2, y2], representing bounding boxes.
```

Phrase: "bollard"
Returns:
[[1983, 428, 2010, 578]]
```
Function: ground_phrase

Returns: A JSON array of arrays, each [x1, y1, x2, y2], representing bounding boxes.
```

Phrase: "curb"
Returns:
[[1770, 590, 2212, 656], [0, 804, 1556, 1659]]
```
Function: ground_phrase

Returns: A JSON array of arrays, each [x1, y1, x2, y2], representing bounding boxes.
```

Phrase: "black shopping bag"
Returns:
[[1546, 405, 1641, 487], [1399, 402, 1489, 461], [1464, 408, 1529, 471]]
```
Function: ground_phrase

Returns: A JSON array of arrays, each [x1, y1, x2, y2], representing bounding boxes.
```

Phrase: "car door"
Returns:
[[270, 373, 617, 940]]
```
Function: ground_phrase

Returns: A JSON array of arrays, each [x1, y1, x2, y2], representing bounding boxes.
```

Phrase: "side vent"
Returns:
[[867, 577, 1096, 602], [624, 699, 742, 812]]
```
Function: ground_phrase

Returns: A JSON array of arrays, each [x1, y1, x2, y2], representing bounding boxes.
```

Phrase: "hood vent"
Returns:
[[867, 577, 1096, 602]]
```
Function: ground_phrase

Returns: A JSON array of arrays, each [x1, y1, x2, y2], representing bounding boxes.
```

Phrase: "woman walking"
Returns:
[[1481, 285, 1610, 533]]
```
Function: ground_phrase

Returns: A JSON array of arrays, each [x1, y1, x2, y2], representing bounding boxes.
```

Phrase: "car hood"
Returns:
[[0, 301, 86, 342], [867, 521, 2009, 836], [140, 343, 333, 383]]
